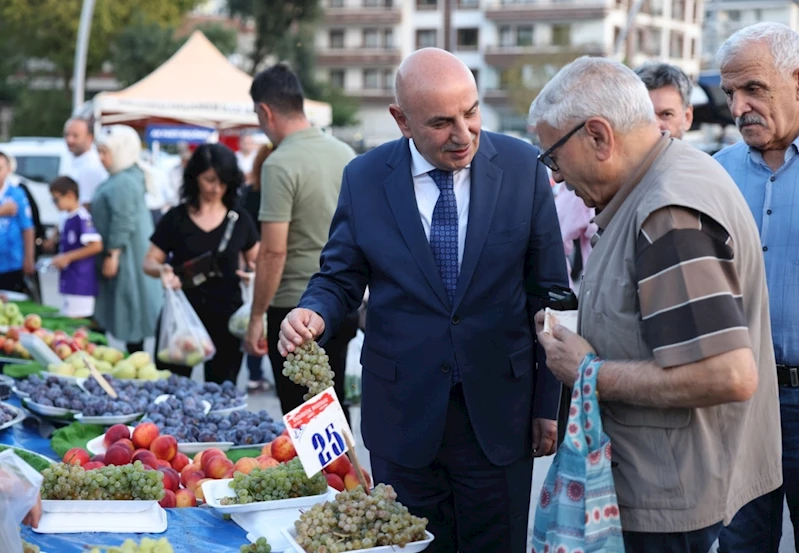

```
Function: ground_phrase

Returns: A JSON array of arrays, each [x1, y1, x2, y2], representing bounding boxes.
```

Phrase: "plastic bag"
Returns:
[[156, 287, 216, 367], [0, 449, 43, 553], [345, 330, 364, 405], [228, 274, 266, 339]]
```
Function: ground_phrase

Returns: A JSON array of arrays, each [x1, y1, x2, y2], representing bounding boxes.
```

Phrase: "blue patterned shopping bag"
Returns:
[[532, 353, 625, 553]]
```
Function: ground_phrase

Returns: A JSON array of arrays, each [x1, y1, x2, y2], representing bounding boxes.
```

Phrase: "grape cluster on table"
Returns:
[[294, 484, 429, 553], [88, 538, 174, 553], [221, 458, 328, 504], [142, 397, 283, 446], [240, 537, 272, 553], [0, 402, 18, 424], [41, 460, 165, 500]]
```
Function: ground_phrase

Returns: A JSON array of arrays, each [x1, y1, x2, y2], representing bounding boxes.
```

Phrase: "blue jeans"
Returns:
[[623, 522, 723, 553], [717, 386, 799, 553], [247, 354, 263, 381]]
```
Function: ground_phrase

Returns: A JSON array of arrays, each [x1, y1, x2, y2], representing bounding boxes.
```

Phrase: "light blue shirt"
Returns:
[[714, 137, 799, 366], [0, 181, 33, 274]]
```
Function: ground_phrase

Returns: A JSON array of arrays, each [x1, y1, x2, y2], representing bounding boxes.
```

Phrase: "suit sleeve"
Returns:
[[299, 166, 370, 345], [526, 161, 570, 420]]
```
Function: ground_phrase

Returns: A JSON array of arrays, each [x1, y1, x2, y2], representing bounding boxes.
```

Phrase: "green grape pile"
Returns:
[[294, 484, 429, 553], [240, 537, 272, 552], [22, 539, 40, 553], [283, 341, 335, 400], [220, 458, 328, 504], [41, 461, 165, 501], [87, 538, 174, 553]]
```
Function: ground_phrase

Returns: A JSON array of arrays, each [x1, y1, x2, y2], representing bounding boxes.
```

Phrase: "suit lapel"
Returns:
[[383, 139, 451, 308], [453, 134, 502, 311]]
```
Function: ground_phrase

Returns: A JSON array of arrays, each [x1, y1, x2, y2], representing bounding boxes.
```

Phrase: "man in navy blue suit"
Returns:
[[277, 48, 568, 552]]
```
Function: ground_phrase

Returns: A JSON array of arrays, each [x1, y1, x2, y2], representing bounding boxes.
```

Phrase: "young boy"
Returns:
[[49, 176, 102, 318]]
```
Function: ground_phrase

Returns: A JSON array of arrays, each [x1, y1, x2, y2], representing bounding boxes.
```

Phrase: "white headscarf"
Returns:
[[95, 125, 161, 201]]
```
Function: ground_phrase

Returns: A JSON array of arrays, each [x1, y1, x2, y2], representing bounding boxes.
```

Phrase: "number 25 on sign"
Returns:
[[283, 387, 353, 478]]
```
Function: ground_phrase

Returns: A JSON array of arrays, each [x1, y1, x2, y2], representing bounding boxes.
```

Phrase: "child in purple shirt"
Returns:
[[49, 177, 102, 318]]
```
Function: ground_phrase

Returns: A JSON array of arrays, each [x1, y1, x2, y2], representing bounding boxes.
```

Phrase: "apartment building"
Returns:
[[316, 0, 703, 147], [702, 0, 799, 68]]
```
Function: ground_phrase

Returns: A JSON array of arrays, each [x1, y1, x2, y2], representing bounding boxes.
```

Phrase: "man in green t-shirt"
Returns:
[[245, 64, 357, 419]]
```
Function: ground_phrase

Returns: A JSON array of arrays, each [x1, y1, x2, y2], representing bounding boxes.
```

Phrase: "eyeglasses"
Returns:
[[537, 121, 586, 172]]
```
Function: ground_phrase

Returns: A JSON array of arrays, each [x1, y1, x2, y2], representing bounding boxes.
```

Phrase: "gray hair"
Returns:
[[634, 62, 693, 108], [528, 56, 655, 132], [717, 22, 799, 76]]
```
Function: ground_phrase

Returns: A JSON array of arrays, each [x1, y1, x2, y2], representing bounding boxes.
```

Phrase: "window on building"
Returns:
[[383, 29, 394, 48], [551, 24, 570, 47], [457, 28, 479, 50], [329, 29, 345, 49], [728, 10, 741, 22], [363, 69, 380, 89], [517, 26, 533, 46], [416, 0, 437, 9], [499, 68, 519, 89], [613, 26, 621, 49], [649, 27, 661, 55], [690, 37, 696, 58], [650, 0, 664, 17], [383, 69, 395, 90], [670, 30, 684, 58], [458, 0, 479, 8], [329, 69, 345, 90], [499, 25, 513, 47], [416, 29, 438, 49], [363, 28, 380, 48], [672, 0, 685, 21]]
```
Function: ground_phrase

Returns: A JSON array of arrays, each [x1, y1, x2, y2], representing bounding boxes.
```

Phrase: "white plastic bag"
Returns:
[[228, 274, 266, 339], [345, 330, 364, 405], [157, 287, 216, 367], [0, 450, 43, 553]]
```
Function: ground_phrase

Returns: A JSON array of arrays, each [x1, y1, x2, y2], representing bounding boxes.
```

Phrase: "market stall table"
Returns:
[[0, 397, 260, 553]]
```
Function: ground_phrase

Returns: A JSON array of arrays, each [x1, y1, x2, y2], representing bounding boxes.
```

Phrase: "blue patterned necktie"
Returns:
[[428, 168, 459, 303]]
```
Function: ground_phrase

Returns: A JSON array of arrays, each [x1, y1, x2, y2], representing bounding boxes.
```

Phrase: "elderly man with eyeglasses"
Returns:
[[530, 56, 781, 552]]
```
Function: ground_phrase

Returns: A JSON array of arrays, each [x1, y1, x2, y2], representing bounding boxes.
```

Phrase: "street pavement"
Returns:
[[36, 266, 797, 552]]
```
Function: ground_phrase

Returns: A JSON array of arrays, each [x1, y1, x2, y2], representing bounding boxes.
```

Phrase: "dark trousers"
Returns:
[[154, 301, 244, 385], [718, 385, 799, 553], [0, 270, 25, 293], [267, 305, 356, 421], [370, 384, 533, 553], [247, 354, 264, 381], [623, 522, 723, 553]]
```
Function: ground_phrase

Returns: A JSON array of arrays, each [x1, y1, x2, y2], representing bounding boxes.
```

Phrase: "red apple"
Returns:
[[54, 342, 72, 360], [63, 447, 90, 466], [256, 456, 280, 470], [6, 327, 21, 341], [3, 339, 16, 356], [233, 457, 259, 476], [91, 454, 105, 464], [83, 461, 106, 470], [105, 444, 132, 466], [205, 456, 234, 479], [132, 450, 157, 465], [180, 463, 201, 481], [103, 424, 131, 448], [86, 342, 96, 355], [156, 459, 172, 469], [158, 467, 180, 492], [194, 480, 212, 503], [325, 455, 352, 479], [223, 468, 235, 479], [343, 467, 372, 491], [182, 470, 206, 493], [115, 438, 135, 452], [175, 488, 198, 507], [150, 435, 178, 462], [132, 422, 160, 450], [73, 328, 89, 340], [159, 489, 177, 508], [260, 442, 272, 458], [199, 448, 225, 471], [325, 473, 345, 492], [24, 314, 42, 332], [270, 436, 297, 463], [170, 452, 190, 473]]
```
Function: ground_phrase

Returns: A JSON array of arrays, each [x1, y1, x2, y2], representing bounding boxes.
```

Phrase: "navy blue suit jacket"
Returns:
[[300, 131, 569, 468]]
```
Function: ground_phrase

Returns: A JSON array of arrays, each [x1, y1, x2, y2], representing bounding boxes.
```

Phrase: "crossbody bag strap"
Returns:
[[217, 211, 239, 254]]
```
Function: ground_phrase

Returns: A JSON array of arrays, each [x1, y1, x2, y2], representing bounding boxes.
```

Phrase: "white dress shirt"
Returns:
[[409, 139, 470, 270], [68, 146, 109, 204]]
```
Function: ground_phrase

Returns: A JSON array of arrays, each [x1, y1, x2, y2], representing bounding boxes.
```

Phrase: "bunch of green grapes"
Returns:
[[294, 484, 429, 553], [221, 458, 328, 504], [282, 341, 335, 400], [87, 538, 174, 553], [21, 539, 40, 553], [41, 461, 164, 501], [240, 537, 272, 553]]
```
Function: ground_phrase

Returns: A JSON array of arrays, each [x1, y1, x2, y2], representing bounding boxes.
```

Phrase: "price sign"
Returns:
[[283, 387, 353, 478]]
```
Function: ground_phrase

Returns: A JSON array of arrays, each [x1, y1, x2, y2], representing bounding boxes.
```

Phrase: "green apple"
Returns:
[[185, 351, 204, 367], [51, 363, 75, 376], [157, 369, 171, 380], [112, 361, 136, 379], [94, 360, 113, 373], [127, 351, 151, 370], [0, 315, 8, 326], [74, 367, 90, 378], [4, 303, 20, 319], [12, 315, 24, 327], [137, 363, 159, 381]]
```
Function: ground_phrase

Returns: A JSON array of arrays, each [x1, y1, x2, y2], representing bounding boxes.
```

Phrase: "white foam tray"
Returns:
[[202, 479, 333, 514], [74, 412, 144, 425], [236, 509, 305, 552], [22, 398, 79, 417], [86, 425, 135, 455], [0, 401, 26, 431], [280, 527, 435, 553], [34, 500, 167, 534]]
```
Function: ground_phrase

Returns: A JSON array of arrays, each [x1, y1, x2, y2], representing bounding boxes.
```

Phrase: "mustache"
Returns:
[[442, 133, 477, 152], [736, 115, 767, 129]]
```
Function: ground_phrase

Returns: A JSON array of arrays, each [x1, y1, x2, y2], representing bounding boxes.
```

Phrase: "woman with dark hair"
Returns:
[[143, 143, 259, 384]]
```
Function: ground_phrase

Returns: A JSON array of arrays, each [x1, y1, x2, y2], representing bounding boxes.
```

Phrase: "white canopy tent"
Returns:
[[88, 30, 332, 131]]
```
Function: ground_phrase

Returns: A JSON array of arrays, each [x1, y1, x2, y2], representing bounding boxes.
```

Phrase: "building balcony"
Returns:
[[322, 0, 402, 25], [484, 43, 606, 68], [484, 0, 609, 22], [317, 48, 403, 66]]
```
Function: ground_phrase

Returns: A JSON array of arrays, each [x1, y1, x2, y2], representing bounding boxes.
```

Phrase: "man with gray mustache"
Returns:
[[714, 21, 799, 553]]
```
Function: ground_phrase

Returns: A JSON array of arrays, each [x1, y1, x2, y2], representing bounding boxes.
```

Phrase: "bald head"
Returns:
[[394, 48, 476, 114], [64, 118, 94, 156]]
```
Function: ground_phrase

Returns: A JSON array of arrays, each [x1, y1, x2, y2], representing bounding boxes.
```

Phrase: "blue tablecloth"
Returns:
[[1, 397, 255, 553]]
